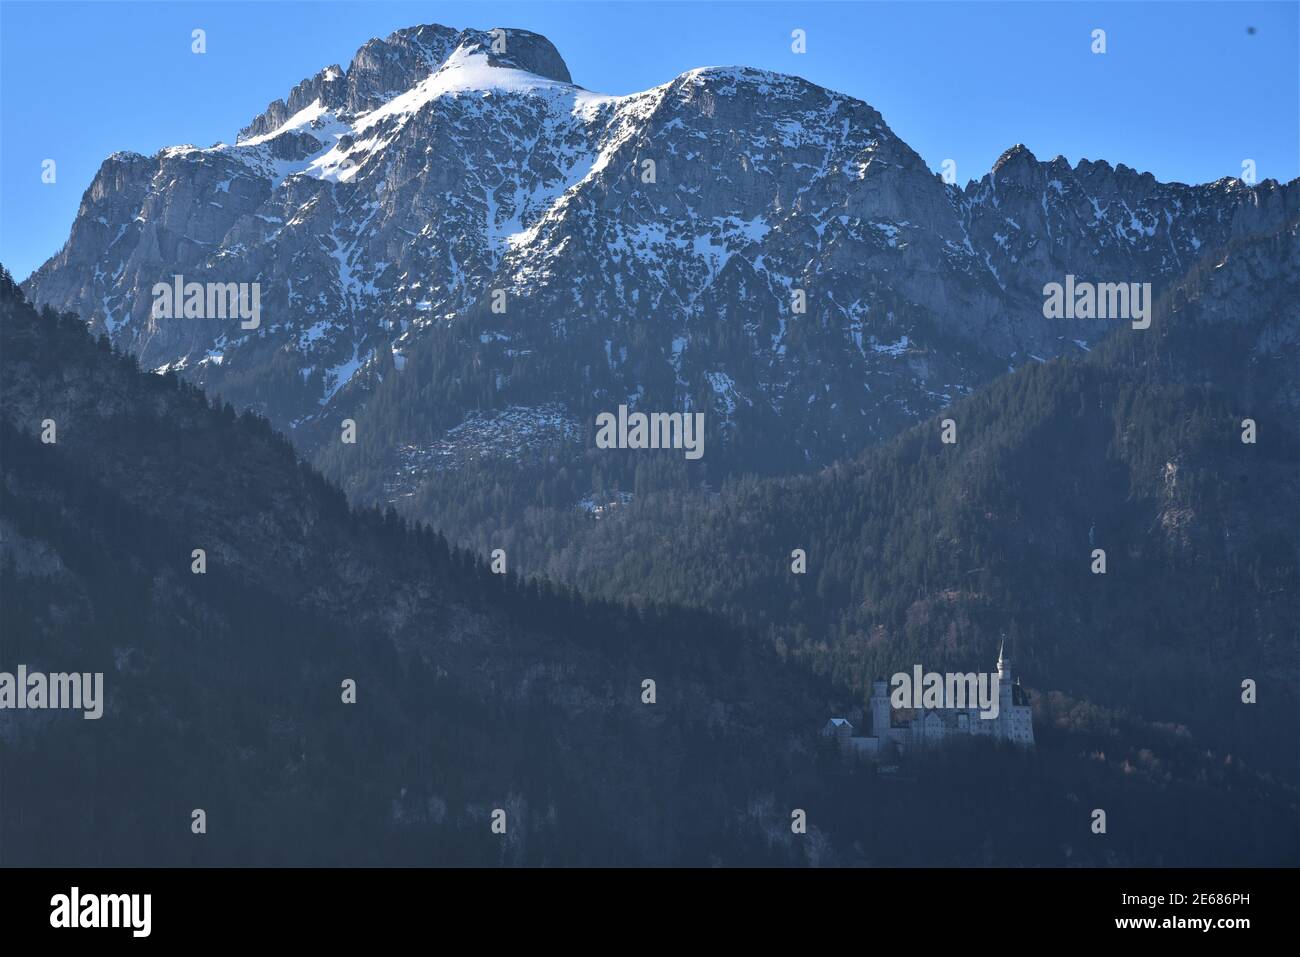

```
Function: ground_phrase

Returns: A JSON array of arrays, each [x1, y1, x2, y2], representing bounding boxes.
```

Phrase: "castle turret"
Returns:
[[996, 637, 1014, 735], [870, 676, 890, 739]]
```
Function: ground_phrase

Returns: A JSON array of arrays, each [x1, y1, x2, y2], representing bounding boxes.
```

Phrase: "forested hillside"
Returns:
[[456, 223, 1300, 787], [2, 262, 1295, 865], [0, 267, 825, 865]]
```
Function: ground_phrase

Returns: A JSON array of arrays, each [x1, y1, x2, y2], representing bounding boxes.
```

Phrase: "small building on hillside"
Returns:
[[820, 717, 854, 739], [823, 640, 1034, 759]]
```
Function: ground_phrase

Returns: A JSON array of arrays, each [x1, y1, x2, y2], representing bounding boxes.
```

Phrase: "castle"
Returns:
[[822, 641, 1034, 757]]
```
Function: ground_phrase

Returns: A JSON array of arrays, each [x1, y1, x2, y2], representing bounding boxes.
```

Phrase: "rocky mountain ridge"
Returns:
[[23, 21, 1298, 496]]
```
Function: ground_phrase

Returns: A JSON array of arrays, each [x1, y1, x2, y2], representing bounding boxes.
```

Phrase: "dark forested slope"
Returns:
[[0, 267, 829, 865], [2, 259, 1295, 866], [527, 223, 1300, 789]]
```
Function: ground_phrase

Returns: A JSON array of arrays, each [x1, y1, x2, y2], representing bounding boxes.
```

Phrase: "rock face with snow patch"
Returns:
[[23, 21, 1299, 482]]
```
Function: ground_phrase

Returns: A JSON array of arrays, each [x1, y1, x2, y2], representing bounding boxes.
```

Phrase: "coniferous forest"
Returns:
[[2, 261, 1296, 866]]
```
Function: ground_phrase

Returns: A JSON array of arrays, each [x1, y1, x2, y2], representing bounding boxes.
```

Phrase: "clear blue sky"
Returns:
[[2, 1, 1296, 280]]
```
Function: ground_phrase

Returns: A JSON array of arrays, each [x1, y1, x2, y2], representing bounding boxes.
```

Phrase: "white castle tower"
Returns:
[[996, 636, 1034, 746], [997, 638, 1013, 721], [870, 676, 891, 738]]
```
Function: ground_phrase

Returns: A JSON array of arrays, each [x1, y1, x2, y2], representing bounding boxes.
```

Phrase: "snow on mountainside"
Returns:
[[22, 21, 1300, 489]]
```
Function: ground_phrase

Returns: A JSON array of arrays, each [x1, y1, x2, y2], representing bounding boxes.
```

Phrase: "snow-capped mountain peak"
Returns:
[[236, 24, 574, 144], [22, 21, 1298, 482]]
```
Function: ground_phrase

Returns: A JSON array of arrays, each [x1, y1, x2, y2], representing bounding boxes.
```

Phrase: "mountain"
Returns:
[[8, 20, 1299, 866], [23, 22, 1299, 526], [3, 269, 1295, 866]]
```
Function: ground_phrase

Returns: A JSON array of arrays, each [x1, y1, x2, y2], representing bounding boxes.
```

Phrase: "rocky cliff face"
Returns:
[[23, 21, 1299, 485]]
